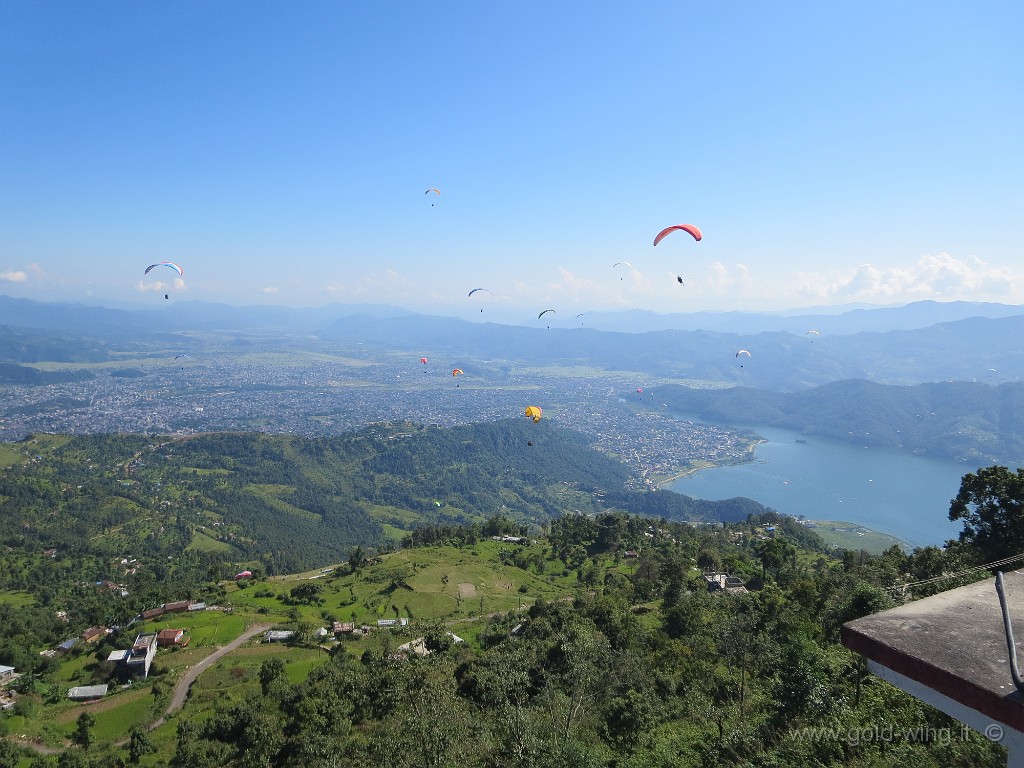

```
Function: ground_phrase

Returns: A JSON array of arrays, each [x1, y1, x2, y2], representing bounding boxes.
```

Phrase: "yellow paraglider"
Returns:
[[524, 406, 542, 423]]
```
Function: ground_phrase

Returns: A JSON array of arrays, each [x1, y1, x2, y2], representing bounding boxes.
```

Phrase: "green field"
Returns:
[[805, 520, 907, 554], [0, 590, 35, 608], [232, 541, 576, 629], [186, 529, 236, 553], [0, 444, 26, 466], [140, 610, 250, 648]]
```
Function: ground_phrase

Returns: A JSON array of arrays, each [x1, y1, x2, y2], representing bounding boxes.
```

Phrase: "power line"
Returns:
[[889, 551, 1024, 593]]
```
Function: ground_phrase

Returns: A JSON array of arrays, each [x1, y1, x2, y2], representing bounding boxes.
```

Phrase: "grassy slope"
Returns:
[[5, 537, 620, 759]]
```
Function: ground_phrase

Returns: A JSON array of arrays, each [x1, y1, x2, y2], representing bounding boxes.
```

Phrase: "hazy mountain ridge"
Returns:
[[0, 296, 412, 336], [655, 379, 1024, 466], [579, 299, 1024, 334], [322, 312, 1024, 388], [1, 296, 1020, 388]]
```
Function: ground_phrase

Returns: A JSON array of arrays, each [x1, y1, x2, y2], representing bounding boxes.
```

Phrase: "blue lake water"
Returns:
[[669, 424, 982, 548]]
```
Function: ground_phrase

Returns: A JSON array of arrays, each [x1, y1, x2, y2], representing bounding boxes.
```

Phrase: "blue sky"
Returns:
[[2, 1, 1022, 321]]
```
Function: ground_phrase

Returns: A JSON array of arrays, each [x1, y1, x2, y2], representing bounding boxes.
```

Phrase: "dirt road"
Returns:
[[148, 621, 272, 730], [7, 622, 273, 756]]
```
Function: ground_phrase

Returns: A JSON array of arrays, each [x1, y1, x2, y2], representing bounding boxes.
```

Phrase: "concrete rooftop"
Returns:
[[842, 569, 1024, 731]]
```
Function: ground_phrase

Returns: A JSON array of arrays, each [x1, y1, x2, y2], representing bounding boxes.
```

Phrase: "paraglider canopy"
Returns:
[[452, 368, 464, 376], [145, 262, 184, 276], [736, 349, 751, 357], [468, 288, 491, 312], [234, 570, 253, 580], [537, 309, 556, 319], [653, 224, 702, 246], [420, 357, 428, 364], [612, 262, 632, 281], [524, 405, 542, 423]]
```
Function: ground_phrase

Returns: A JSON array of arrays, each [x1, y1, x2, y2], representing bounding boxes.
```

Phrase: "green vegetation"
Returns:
[[803, 520, 907, 555], [0, 427, 1018, 766], [3, 507, 1006, 766], [656, 378, 1024, 466], [0, 444, 25, 467]]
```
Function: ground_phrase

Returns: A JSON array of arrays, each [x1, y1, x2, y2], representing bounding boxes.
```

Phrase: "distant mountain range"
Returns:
[[573, 300, 1024, 334], [654, 379, 1024, 467], [1, 295, 1022, 389], [0, 295, 413, 335]]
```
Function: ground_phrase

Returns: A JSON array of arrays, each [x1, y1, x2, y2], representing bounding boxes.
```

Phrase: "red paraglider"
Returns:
[[653, 224, 702, 246]]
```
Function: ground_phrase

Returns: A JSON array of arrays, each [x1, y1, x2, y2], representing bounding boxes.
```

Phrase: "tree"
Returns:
[[348, 545, 367, 574], [756, 538, 797, 582], [288, 582, 323, 606], [603, 688, 656, 752], [823, 581, 893, 640], [57, 751, 87, 768], [128, 725, 155, 764], [373, 660, 472, 767], [695, 548, 721, 574], [259, 657, 287, 696], [73, 711, 95, 750], [0, 739, 22, 768], [949, 466, 1024, 562]]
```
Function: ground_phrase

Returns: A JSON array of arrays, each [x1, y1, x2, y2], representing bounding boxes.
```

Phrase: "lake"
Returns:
[[669, 424, 981, 548]]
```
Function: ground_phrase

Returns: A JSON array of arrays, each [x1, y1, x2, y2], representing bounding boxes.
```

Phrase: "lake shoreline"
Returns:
[[652, 438, 766, 487], [654, 426, 957, 550]]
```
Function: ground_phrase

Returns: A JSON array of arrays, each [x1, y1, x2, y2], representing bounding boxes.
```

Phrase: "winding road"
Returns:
[[7, 621, 274, 756], [148, 621, 273, 729]]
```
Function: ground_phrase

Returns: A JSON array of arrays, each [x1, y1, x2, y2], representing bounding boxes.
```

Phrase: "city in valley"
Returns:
[[0, 345, 756, 488]]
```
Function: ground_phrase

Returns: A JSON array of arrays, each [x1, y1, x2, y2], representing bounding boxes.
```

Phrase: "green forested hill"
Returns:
[[0, 422, 765, 587], [1, 506, 1003, 768], [656, 379, 1024, 465]]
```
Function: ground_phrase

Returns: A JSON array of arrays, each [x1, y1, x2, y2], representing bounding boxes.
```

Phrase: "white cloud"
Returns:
[[261, 286, 279, 294], [0, 270, 28, 283], [545, 267, 615, 301], [788, 253, 1021, 304], [136, 277, 187, 293], [703, 262, 752, 293], [325, 268, 415, 299]]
